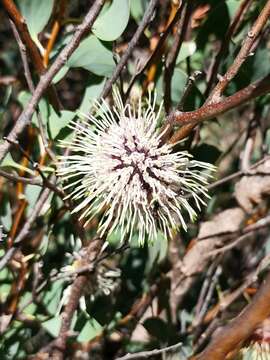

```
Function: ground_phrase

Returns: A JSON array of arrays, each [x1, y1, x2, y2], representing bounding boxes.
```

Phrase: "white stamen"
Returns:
[[57, 89, 215, 245]]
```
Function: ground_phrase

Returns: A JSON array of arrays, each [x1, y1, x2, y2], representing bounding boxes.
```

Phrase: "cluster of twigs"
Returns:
[[0, 0, 270, 359]]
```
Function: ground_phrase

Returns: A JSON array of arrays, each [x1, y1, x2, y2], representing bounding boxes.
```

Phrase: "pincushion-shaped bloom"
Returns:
[[58, 90, 215, 245]]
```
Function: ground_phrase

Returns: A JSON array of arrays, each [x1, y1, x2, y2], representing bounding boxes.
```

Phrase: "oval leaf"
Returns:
[[67, 35, 115, 77], [77, 318, 103, 342], [176, 41, 196, 64], [171, 68, 188, 105], [92, 0, 130, 41], [79, 78, 106, 113], [18, 0, 54, 42], [49, 110, 75, 139]]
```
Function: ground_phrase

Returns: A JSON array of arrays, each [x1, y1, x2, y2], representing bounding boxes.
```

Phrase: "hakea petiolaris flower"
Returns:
[[57, 90, 215, 245], [237, 318, 270, 359]]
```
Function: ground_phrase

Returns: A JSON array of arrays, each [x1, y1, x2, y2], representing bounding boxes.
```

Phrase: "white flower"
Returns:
[[57, 90, 215, 245]]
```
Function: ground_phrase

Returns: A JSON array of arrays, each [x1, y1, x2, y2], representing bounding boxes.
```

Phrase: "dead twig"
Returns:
[[208, 0, 270, 103], [166, 1, 270, 142], [167, 73, 270, 143], [2, 0, 62, 111], [50, 238, 103, 360], [124, 4, 183, 101], [205, 0, 253, 97], [193, 269, 270, 359], [9, 19, 56, 162], [43, 0, 67, 67], [163, 0, 192, 113], [0, 0, 105, 165], [115, 342, 183, 360], [100, 0, 159, 100]]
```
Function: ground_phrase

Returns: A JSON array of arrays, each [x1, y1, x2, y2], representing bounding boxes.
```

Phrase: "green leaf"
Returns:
[[171, 68, 188, 105], [156, 68, 188, 106], [226, 0, 240, 20], [67, 35, 115, 77], [18, 91, 50, 127], [42, 316, 62, 338], [77, 318, 103, 342], [251, 47, 270, 82], [43, 280, 64, 315], [52, 65, 69, 84], [79, 77, 106, 114], [0, 268, 12, 302], [130, 0, 146, 22], [3, 85, 12, 107], [1, 153, 35, 176], [19, 292, 37, 315], [18, 0, 54, 45], [49, 110, 75, 139], [176, 41, 196, 64], [93, 0, 130, 41], [107, 228, 121, 247], [25, 184, 44, 217], [146, 231, 168, 272]]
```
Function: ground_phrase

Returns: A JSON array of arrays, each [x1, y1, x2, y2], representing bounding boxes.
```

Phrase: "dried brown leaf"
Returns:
[[170, 208, 245, 318], [235, 160, 270, 213]]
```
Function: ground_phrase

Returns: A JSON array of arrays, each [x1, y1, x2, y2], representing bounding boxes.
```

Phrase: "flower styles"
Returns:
[[57, 90, 215, 245]]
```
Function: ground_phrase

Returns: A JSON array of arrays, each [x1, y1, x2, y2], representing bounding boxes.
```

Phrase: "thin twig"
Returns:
[[43, 0, 67, 67], [208, 0, 270, 103], [2, 0, 62, 111], [8, 20, 56, 161], [194, 265, 222, 329], [193, 269, 270, 360], [194, 258, 221, 325], [205, 0, 253, 97], [0, 169, 42, 186], [165, 2, 270, 142], [51, 238, 103, 360], [0, 183, 52, 270], [208, 215, 270, 257], [167, 73, 270, 143], [0, 247, 17, 271], [51, 243, 130, 281], [115, 342, 183, 360], [78, 283, 159, 353], [100, 0, 159, 100], [193, 252, 270, 354], [124, 4, 183, 101], [169, 209, 270, 316], [163, 0, 192, 113], [208, 155, 270, 190], [177, 71, 203, 111], [0, 0, 105, 165], [14, 185, 52, 245]]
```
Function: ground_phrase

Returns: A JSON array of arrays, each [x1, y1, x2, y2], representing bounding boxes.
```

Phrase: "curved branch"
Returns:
[[167, 74, 270, 144], [208, 0, 270, 102], [163, 0, 191, 113], [2, 0, 62, 111], [0, 0, 105, 165], [205, 0, 253, 97], [100, 0, 159, 100], [51, 238, 103, 360], [192, 271, 270, 360]]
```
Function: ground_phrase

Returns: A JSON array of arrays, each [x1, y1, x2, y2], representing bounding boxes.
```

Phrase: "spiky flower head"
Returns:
[[57, 90, 215, 245]]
